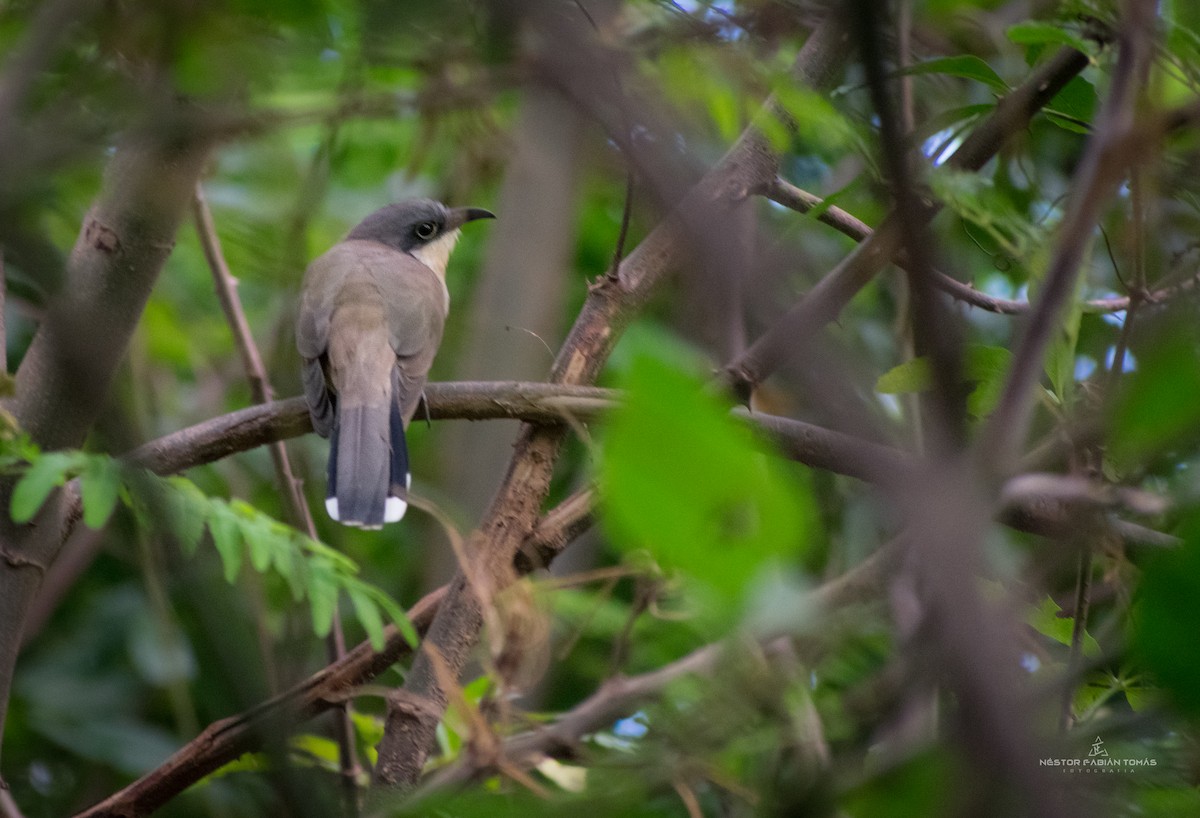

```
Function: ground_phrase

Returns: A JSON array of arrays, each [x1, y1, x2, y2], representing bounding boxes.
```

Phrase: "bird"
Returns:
[[296, 198, 494, 528]]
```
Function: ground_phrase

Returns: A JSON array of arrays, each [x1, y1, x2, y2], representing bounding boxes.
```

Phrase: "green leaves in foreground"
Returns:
[[599, 351, 815, 616], [1132, 509, 1200, 717], [7, 448, 415, 650], [876, 343, 1013, 419]]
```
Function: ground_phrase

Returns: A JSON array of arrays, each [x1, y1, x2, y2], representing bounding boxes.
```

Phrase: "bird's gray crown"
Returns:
[[345, 198, 494, 253], [346, 199, 450, 253]]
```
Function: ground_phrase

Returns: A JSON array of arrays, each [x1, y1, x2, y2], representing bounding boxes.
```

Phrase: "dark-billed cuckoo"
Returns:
[[296, 199, 494, 528]]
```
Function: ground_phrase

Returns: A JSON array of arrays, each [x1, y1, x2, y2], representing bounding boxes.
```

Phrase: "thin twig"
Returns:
[[609, 170, 636, 282], [192, 185, 361, 809], [765, 177, 1199, 316]]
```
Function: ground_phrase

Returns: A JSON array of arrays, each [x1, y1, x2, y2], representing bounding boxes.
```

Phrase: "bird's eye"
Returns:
[[414, 221, 438, 240]]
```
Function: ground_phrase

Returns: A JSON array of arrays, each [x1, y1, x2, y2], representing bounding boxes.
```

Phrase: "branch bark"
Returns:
[[765, 177, 1199, 316], [0, 120, 213, 764]]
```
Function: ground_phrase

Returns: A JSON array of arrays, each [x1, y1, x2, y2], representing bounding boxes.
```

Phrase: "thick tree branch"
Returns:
[[0, 119, 213, 764]]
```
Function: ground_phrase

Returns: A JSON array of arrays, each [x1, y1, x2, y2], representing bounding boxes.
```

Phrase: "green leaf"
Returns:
[[876, 346, 1012, 419], [930, 167, 1043, 259], [599, 348, 815, 617], [902, 56, 1008, 93], [11, 452, 79, 523], [964, 345, 1013, 418], [232, 500, 274, 572], [771, 85, 856, 156], [80, 456, 122, 529], [307, 559, 340, 638], [1007, 21, 1090, 54], [1111, 331, 1200, 462], [1026, 595, 1100, 657], [1043, 76, 1096, 134], [347, 581, 386, 650], [1132, 511, 1200, 716], [876, 358, 933, 395], [163, 477, 208, 554], [273, 532, 306, 602], [207, 504, 244, 583], [290, 733, 340, 768], [364, 584, 417, 648]]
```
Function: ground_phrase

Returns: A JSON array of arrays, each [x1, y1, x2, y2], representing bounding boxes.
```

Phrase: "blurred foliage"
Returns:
[[2, 0, 1200, 817]]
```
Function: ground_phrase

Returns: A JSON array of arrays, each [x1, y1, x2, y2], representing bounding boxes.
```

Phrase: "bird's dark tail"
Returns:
[[325, 372, 410, 528]]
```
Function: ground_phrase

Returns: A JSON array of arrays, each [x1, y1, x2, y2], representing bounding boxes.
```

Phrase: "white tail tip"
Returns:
[[325, 495, 405, 526], [385, 496, 407, 522]]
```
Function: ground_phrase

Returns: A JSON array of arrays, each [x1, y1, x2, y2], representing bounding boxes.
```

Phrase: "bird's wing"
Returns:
[[295, 245, 356, 437], [362, 245, 448, 422]]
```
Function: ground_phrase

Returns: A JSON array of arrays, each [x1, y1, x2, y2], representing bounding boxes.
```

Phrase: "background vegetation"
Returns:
[[2, 0, 1200, 816]]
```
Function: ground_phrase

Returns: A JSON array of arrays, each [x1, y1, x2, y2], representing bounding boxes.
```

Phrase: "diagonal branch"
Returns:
[[978, 2, 1159, 471], [415, 542, 896, 797], [71, 487, 594, 818], [765, 177, 1200, 316]]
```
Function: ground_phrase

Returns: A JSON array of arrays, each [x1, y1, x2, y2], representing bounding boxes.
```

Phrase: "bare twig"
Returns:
[[765, 177, 1199, 316]]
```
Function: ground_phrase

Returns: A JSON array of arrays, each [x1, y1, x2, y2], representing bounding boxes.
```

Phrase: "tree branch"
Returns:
[[723, 45, 1091, 400], [71, 486, 593, 818], [416, 543, 896, 796], [979, 2, 1158, 471], [118, 383, 1168, 552], [0, 118, 214, 765], [765, 177, 1199, 316]]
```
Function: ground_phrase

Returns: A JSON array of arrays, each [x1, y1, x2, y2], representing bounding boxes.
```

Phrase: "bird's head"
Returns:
[[346, 198, 495, 277]]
